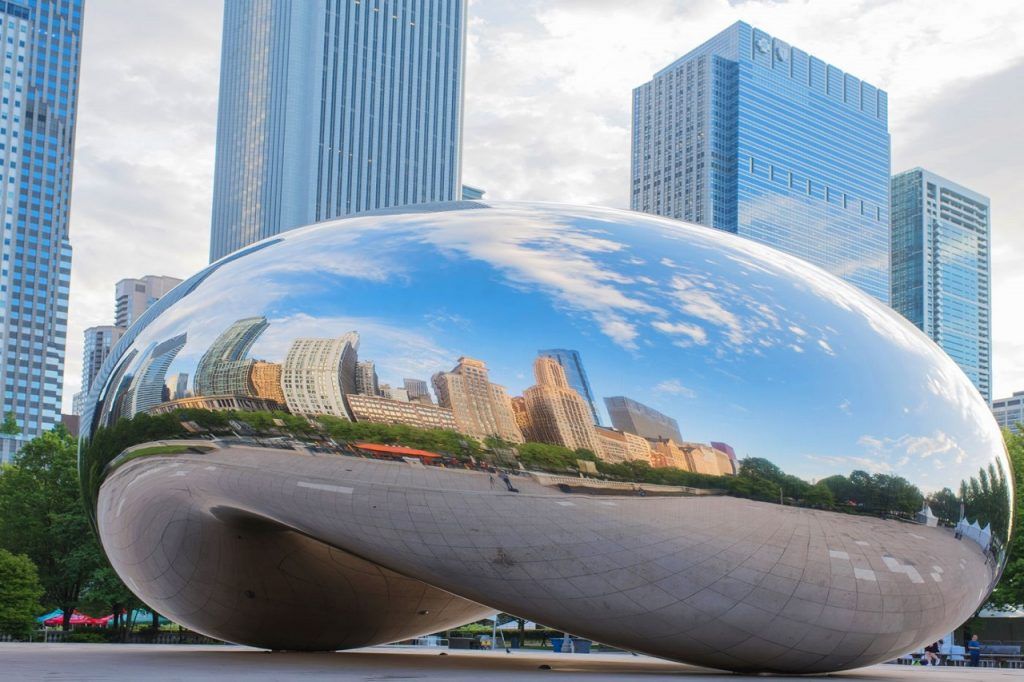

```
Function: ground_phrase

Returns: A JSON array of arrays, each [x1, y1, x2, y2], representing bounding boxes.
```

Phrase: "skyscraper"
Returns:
[[193, 317, 269, 397], [73, 275, 182, 417], [604, 396, 683, 443], [355, 360, 380, 396], [209, 0, 467, 262], [125, 333, 187, 415], [403, 378, 432, 404], [537, 349, 600, 425], [891, 169, 991, 402], [632, 21, 891, 302], [73, 325, 123, 414], [281, 333, 359, 419], [0, 0, 84, 461], [992, 392, 1024, 434], [432, 357, 522, 443], [523, 356, 601, 453], [114, 275, 183, 329]]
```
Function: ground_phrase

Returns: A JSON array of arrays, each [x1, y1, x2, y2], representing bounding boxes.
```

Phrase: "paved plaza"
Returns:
[[0, 644, 1015, 681]]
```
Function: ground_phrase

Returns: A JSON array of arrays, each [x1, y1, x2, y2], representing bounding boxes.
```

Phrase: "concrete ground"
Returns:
[[0, 644, 1015, 681]]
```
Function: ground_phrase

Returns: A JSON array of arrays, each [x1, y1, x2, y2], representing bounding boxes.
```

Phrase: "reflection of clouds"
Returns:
[[858, 431, 968, 466], [399, 205, 660, 350], [252, 312, 456, 384], [806, 454, 894, 475], [653, 379, 696, 398], [838, 399, 852, 415], [652, 320, 707, 346]]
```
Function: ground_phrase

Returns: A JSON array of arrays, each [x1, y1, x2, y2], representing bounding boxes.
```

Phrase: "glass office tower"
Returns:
[[891, 168, 991, 402], [632, 21, 891, 302], [209, 0, 466, 262], [0, 0, 84, 461]]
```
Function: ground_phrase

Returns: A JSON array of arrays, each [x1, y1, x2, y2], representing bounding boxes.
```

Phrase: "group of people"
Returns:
[[920, 635, 983, 667]]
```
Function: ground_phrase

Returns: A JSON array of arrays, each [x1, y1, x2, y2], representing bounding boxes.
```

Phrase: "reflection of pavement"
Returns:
[[98, 446, 994, 674], [3, 644, 1018, 680]]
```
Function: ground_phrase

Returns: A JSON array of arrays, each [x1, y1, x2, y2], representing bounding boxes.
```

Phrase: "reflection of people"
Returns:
[[499, 471, 518, 493], [923, 640, 940, 666], [489, 473, 495, 489], [967, 634, 981, 667]]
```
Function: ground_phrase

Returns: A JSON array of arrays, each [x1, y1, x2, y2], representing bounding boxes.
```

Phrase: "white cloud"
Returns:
[[653, 379, 697, 398]]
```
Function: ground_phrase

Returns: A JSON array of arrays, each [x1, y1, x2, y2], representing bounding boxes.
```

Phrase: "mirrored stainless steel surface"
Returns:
[[80, 201, 1012, 673]]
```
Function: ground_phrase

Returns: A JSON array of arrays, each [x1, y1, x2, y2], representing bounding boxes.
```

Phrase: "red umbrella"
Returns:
[[42, 610, 105, 627]]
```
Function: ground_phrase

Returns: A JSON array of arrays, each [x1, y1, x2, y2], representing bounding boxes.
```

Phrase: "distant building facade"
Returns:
[[282, 333, 360, 419], [992, 391, 1024, 434], [209, 0, 467, 261], [193, 317, 269, 397], [522, 356, 601, 453], [346, 393, 457, 431], [73, 325, 125, 414], [632, 21, 891, 302], [403, 379, 432, 404], [432, 357, 523, 443], [249, 361, 285, 406], [604, 396, 683, 442], [125, 334, 188, 416], [115, 275, 183, 329], [355, 361, 380, 397], [150, 394, 281, 416], [710, 441, 739, 474], [594, 427, 652, 465], [538, 349, 601, 425], [891, 168, 991, 402]]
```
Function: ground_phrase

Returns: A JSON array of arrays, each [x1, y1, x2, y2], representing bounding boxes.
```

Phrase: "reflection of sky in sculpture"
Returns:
[[92, 201, 1006, 499]]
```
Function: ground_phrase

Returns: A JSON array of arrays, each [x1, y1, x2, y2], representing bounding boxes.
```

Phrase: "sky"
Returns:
[[64, 0, 1024, 411]]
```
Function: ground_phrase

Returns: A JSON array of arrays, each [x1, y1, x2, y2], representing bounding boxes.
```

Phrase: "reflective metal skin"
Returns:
[[80, 202, 1012, 673]]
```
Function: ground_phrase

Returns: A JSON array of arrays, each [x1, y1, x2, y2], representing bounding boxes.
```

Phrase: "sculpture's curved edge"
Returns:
[[98, 444, 996, 673]]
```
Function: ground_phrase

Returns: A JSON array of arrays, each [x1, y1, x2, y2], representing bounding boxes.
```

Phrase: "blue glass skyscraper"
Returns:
[[209, 0, 466, 262], [0, 0, 83, 461], [891, 168, 991, 402], [538, 348, 600, 425], [632, 22, 891, 302]]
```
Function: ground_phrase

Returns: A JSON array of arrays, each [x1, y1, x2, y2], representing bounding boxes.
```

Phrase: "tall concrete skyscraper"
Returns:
[[0, 1, 84, 460], [632, 22, 891, 302], [115, 275, 183, 329], [891, 168, 991, 402], [432, 357, 523, 444], [538, 349, 600, 425], [209, 0, 467, 262], [523, 356, 601, 454]]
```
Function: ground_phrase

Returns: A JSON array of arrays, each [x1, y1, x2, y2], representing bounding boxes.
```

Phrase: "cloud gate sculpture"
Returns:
[[79, 202, 1011, 673]]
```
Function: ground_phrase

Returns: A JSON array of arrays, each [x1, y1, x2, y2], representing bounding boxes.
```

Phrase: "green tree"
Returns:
[[0, 548, 43, 638], [79, 564, 144, 641], [0, 427, 104, 629], [988, 428, 1023, 609], [0, 411, 20, 435], [804, 483, 835, 509]]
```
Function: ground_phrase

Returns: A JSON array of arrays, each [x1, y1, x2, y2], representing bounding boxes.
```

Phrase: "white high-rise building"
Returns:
[[209, 0, 467, 261], [115, 275, 183, 329], [281, 333, 360, 419]]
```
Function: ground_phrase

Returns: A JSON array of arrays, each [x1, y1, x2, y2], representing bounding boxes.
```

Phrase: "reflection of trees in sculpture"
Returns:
[[988, 428, 1023, 609], [927, 487, 960, 526], [818, 470, 923, 516], [958, 460, 1011, 542]]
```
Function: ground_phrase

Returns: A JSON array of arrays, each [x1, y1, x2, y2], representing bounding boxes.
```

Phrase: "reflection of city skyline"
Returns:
[[118, 315, 735, 477]]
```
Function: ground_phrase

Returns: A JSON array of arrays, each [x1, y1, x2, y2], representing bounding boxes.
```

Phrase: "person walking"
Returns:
[[967, 634, 982, 667]]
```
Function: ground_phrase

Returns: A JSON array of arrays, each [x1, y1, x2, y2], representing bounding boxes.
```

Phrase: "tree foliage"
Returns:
[[0, 428, 105, 629], [0, 411, 20, 435], [0, 548, 43, 638], [988, 428, 1023, 609]]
